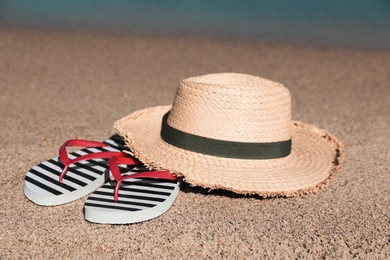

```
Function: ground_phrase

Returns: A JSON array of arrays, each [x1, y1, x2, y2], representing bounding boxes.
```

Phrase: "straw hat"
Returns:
[[114, 73, 344, 196]]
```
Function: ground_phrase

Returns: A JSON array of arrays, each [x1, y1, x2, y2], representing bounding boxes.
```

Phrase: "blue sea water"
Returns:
[[1, 0, 389, 49]]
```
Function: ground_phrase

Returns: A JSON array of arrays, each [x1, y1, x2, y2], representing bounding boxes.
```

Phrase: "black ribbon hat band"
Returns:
[[160, 112, 292, 159]]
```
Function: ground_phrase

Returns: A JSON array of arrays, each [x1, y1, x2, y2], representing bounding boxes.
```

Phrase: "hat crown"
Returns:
[[167, 73, 292, 142]]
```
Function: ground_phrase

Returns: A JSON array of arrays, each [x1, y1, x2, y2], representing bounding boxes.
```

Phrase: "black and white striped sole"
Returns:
[[84, 175, 182, 224], [24, 135, 128, 206]]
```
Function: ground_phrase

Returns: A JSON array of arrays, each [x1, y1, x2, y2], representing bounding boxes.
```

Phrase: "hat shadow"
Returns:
[[180, 182, 265, 200]]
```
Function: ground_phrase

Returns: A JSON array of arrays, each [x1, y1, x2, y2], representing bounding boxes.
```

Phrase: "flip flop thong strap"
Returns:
[[58, 139, 124, 182], [109, 154, 178, 201]]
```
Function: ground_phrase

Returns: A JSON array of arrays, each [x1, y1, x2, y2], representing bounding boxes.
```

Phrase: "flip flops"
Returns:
[[24, 135, 181, 224], [24, 135, 127, 206], [84, 154, 181, 224]]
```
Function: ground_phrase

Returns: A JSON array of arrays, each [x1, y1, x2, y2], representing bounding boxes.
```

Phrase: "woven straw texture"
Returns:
[[115, 73, 343, 196]]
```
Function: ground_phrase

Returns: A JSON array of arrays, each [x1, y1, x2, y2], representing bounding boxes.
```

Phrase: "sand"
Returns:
[[0, 29, 389, 259]]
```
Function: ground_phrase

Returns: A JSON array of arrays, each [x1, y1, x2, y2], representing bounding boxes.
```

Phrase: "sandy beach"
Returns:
[[0, 29, 389, 258]]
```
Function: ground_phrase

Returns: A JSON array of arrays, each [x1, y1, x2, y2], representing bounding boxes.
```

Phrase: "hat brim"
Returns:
[[114, 105, 344, 197]]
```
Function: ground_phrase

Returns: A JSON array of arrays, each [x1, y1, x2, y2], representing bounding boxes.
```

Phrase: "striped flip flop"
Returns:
[[24, 135, 129, 206], [84, 154, 181, 224]]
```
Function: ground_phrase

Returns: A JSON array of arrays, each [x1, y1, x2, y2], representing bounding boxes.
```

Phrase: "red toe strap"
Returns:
[[109, 154, 178, 201], [58, 139, 125, 182], [108, 155, 140, 181]]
